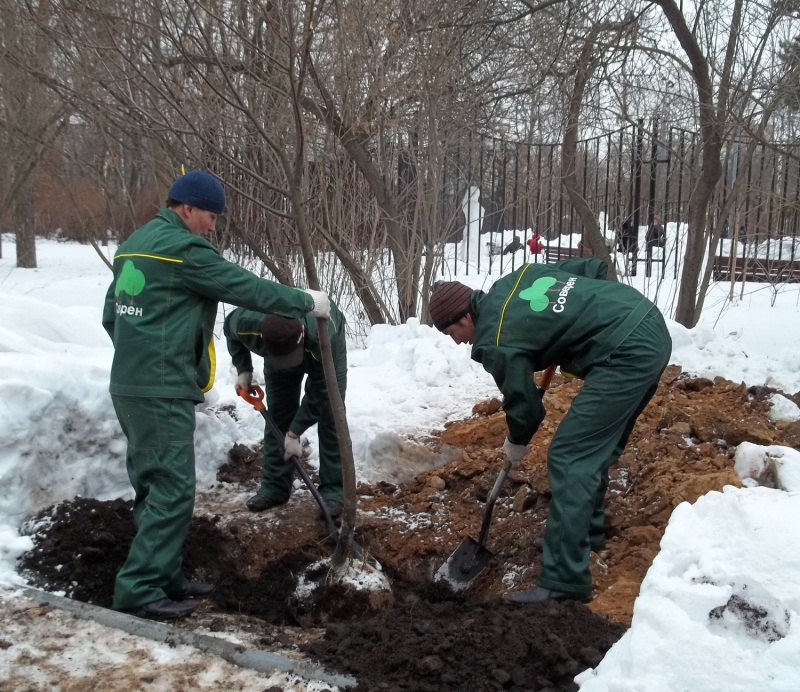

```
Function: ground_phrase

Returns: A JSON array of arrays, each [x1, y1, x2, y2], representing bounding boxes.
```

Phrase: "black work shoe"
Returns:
[[320, 500, 343, 520], [170, 581, 215, 600], [503, 586, 591, 605], [136, 598, 198, 619], [246, 494, 285, 512]]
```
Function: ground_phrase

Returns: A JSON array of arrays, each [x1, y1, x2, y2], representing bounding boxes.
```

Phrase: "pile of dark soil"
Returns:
[[19, 496, 625, 691], [18, 497, 316, 624], [19, 498, 134, 607], [305, 597, 625, 692], [19, 370, 796, 690]]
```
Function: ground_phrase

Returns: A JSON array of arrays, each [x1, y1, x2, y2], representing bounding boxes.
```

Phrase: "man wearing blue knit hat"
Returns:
[[103, 169, 331, 620], [166, 169, 227, 233]]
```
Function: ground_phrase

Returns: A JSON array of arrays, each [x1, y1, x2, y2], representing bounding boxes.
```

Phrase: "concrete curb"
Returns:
[[21, 586, 356, 689]]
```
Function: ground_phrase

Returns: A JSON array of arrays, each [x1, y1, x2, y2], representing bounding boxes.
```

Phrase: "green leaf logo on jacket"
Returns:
[[519, 275, 577, 313], [519, 277, 557, 311], [115, 260, 146, 304]]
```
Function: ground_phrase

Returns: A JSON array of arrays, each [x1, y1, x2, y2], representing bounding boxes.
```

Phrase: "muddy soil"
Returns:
[[17, 369, 800, 691]]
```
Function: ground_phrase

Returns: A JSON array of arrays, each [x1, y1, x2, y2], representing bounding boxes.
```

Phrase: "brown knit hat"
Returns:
[[260, 315, 305, 369], [430, 281, 474, 331]]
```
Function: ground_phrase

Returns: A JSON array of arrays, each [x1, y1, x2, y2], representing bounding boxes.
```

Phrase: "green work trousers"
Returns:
[[111, 395, 196, 610], [258, 368, 345, 505], [539, 309, 672, 595]]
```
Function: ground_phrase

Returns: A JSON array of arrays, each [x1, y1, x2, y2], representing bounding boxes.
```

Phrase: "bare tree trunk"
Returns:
[[654, 0, 732, 327], [280, 4, 359, 570], [560, 26, 624, 281], [227, 219, 296, 286], [312, 220, 388, 325], [304, 67, 415, 323], [12, 179, 36, 268]]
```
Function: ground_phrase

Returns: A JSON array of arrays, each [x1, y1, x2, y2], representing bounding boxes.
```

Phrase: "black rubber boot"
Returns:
[[320, 500, 343, 520], [136, 598, 198, 619], [246, 494, 285, 512], [169, 582, 215, 599]]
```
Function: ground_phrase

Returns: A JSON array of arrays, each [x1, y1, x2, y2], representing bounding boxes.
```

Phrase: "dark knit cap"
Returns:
[[167, 170, 226, 214], [429, 281, 474, 331], [260, 315, 305, 369]]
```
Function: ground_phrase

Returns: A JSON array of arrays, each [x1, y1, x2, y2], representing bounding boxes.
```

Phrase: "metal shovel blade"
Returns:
[[434, 459, 513, 594], [434, 536, 495, 593]]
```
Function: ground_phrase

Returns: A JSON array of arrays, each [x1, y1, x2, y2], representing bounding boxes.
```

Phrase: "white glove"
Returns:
[[305, 289, 331, 319], [236, 371, 253, 393], [283, 433, 303, 461], [503, 436, 529, 468]]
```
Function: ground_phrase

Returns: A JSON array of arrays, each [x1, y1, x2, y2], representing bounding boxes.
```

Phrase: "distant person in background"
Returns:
[[503, 236, 524, 255], [616, 219, 637, 254], [429, 259, 671, 605], [646, 215, 665, 249], [103, 170, 331, 620], [224, 303, 347, 519], [527, 233, 543, 255], [738, 224, 748, 243]]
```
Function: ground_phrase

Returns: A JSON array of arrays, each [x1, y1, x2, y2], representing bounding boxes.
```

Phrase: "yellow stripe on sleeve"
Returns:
[[115, 252, 183, 263]]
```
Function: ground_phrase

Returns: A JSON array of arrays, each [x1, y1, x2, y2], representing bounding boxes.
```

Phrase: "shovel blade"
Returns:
[[434, 536, 495, 594]]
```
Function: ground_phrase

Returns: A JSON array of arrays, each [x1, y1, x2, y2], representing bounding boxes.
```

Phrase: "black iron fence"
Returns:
[[434, 121, 800, 286], [224, 118, 800, 329]]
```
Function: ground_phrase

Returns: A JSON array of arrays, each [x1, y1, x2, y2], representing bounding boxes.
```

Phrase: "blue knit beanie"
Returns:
[[167, 170, 226, 214]]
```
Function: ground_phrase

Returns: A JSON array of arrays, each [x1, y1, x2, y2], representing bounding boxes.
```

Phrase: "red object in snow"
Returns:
[[527, 234, 543, 254]]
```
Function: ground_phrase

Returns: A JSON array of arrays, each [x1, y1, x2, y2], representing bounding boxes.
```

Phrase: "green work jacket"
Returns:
[[102, 208, 313, 401], [223, 303, 347, 436], [471, 258, 658, 445]]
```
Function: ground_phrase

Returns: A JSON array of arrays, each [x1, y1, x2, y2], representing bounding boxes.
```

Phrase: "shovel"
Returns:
[[236, 384, 340, 538], [434, 364, 557, 593]]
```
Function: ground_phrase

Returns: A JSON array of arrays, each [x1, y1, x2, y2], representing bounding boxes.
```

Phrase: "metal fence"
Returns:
[[434, 121, 800, 285]]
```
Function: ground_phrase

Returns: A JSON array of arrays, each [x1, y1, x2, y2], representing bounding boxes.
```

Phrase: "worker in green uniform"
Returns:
[[224, 303, 347, 518], [430, 258, 671, 604], [102, 170, 331, 620]]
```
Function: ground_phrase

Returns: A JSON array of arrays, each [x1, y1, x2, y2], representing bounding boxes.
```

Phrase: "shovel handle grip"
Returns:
[[237, 383, 266, 411]]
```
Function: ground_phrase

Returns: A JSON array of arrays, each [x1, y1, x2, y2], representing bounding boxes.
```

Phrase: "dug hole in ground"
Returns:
[[10, 367, 798, 692]]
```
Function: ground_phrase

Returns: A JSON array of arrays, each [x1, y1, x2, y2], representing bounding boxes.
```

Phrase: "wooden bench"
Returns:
[[713, 256, 800, 283], [543, 246, 583, 263]]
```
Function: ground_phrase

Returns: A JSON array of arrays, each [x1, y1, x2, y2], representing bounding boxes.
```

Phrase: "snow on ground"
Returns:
[[0, 585, 337, 692], [1, 231, 800, 690]]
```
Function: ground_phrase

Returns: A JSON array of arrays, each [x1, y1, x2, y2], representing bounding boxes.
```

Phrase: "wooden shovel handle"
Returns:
[[539, 363, 557, 392]]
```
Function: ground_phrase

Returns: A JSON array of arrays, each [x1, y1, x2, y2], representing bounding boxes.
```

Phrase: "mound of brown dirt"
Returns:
[[17, 367, 795, 690]]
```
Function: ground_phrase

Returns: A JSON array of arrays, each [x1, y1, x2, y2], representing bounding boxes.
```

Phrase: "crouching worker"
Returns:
[[430, 258, 671, 605], [103, 170, 330, 620], [224, 302, 347, 520]]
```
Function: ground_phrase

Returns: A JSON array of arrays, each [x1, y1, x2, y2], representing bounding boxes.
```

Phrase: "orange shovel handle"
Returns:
[[236, 383, 266, 411]]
